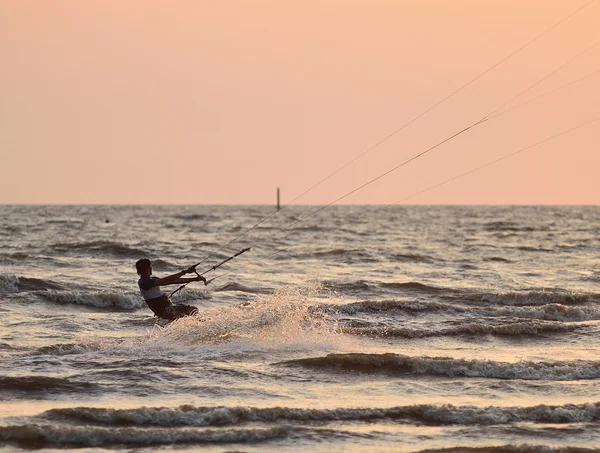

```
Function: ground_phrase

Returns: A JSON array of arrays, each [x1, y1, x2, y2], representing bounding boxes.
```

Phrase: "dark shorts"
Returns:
[[161, 304, 198, 321]]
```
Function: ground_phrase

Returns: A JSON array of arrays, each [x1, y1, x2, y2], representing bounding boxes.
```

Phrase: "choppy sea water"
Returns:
[[1, 205, 599, 452]]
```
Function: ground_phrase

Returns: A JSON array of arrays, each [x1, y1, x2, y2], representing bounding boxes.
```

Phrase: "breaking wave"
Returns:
[[380, 281, 443, 292], [336, 299, 600, 322], [289, 225, 328, 232], [0, 425, 288, 448], [485, 304, 600, 322], [476, 291, 595, 306], [482, 221, 536, 232], [44, 217, 85, 225], [169, 288, 212, 303], [583, 272, 600, 283], [342, 320, 583, 338], [324, 280, 442, 295], [37, 290, 144, 309], [323, 280, 372, 293], [179, 213, 207, 220], [0, 376, 97, 393], [337, 299, 459, 315], [213, 282, 271, 294], [514, 246, 554, 253], [42, 401, 600, 427], [148, 258, 179, 272], [48, 240, 146, 258], [0, 275, 63, 293], [391, 253, 438, 263], [35, 343, 90, 356], [484, 257, 515, 263], [282, 353, 600, 380], [292, 249, 377, 263], [417, 446, 599, 453], [310, 249, 361, 257]]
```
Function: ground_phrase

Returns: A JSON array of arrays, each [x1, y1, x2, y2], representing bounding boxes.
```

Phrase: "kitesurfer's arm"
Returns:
[[155, 269, 206, 286], [157, 275, 206, 286]]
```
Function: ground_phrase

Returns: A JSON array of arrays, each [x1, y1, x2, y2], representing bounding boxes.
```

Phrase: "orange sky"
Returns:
[[1, 0, 598, 204]]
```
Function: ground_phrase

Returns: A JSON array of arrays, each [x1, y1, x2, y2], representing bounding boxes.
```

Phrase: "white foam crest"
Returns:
[[170, 288, 212, 303], [486, 304, 600, 322], [417, 402, 600, 425], [141, 285, 342, 351], [289, 353, 600, 380], [0, 275, 19, 293], [344, 320, 581, 338], [36, 343, 89, 356], [42, 401, 600, 426], [396, 354, 600, 380], [38, 290, 144, 309], [481, 291, 590, 306], [338, 299, 600, 322], [0, 424, 288, 447], [583, 272, 600, 283], [31, 336, 129, 357], [418, 444, 600, 453], [338, 299, 460, 314]]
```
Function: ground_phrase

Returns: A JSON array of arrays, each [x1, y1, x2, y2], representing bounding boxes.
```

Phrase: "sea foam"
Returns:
[[42, 401, 600, 427], [283, 353, 600, 380]]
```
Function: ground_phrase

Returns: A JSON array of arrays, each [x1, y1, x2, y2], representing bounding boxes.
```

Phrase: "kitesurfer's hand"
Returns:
[[184, 266, 197, 274]]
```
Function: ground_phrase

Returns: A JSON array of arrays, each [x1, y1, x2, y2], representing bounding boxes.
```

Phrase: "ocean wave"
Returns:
[[0, 275, 19, 293], [583, 272, 600, 283], [170, 288, 212, 303], [37, 290, 144, 309], [312, 249, 357, 257], [179, 214, 207, 220], [0, 425, 288, 448], [482, 221, 536, 232], [323, 280, 442, 295], [293, 249, 377, 263], [149, 258, 179, 272], [337, 299, 459, 315], [323, 280, 373, 294], [3, 252, 29, 260], [36, 343, 89, 356], [282, 353, 600, 380], [213, 282, 271, 294], [289, 225, 328, 232], [391, 253, 438, 263], [0, 376, 97, 393], [1, 275, 65, 293], [336, 299, 600, 322], [42, 401, 600, 427], [486, 304, 600, 322], [514, 246, 554, 253], [45, 217, 85, 225], [417, 445, 599, 453], [486, 257, 516, 264], [477, 291, 594, 306], [379, 281, 443, 292], [48, 240, 146, 258], [342, 320, 581, 338]]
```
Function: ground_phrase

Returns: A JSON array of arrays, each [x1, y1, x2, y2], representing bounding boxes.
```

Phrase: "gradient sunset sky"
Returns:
[[1, 1, 598, 204]]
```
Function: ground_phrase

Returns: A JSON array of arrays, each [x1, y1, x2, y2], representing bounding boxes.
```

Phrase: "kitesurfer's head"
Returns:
[[135, 258, 152, 276]]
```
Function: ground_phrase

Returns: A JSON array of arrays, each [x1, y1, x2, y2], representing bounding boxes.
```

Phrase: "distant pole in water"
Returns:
[[277, 187, 280, 211]]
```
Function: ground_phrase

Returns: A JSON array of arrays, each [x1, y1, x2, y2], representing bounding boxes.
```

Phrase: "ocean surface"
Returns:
[[1, 204, 599, 452]]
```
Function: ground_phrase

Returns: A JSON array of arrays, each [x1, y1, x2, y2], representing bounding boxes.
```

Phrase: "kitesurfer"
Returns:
[[135, 258, 205, 320]]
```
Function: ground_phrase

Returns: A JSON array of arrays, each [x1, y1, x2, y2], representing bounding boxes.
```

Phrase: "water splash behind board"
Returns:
[[143, 285, 343, 351]]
